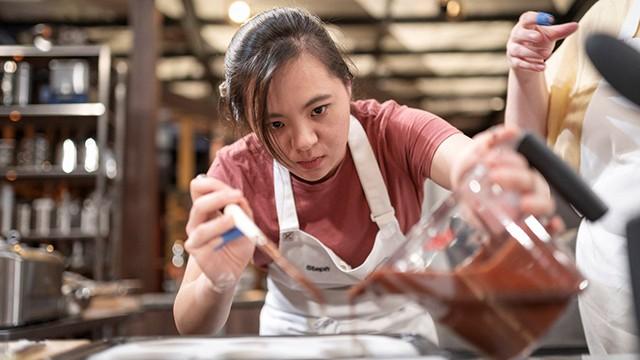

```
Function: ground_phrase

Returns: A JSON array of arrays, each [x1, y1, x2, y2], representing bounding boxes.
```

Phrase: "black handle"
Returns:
[[516, 133, 608, 221], [626, 215, 640, 335], [586, 33, 640, 107]]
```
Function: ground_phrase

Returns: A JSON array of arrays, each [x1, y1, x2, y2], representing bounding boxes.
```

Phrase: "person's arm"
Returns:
[[173, 175, 255, 334], [504, 11, 578, 136], [173, 257, 237, 334], [431, 126, 555, 217], [428, 133, 470, 190], [506, 70, 549, 135]]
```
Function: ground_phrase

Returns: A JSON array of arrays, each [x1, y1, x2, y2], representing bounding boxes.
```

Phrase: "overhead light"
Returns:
[[446, 0, 462, 19], [228, 1, 250, 24]]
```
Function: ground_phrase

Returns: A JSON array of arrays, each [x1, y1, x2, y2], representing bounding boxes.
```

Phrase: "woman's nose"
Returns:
[[292, 124, 318, 152]]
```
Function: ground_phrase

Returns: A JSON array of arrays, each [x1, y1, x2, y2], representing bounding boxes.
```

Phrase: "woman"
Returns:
[[174, 7, 553, 341], [505, 2, 640, 354]]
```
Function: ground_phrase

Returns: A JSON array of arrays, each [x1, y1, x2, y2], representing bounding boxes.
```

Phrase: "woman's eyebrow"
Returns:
[[268, 94, 333, 119], [302, 94, 332, 110]]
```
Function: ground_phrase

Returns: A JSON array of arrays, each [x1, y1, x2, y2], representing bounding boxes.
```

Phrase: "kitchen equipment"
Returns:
[[17, 125, 36, 167], [351, 133, 605, 360], [16, 203, 32, 236], [48, 59, 89, 104], [33, 197, 55, 235], [1, 60, 16, 105], [0, 238, 66, 327], [0, 126, 15, 168], [0, 61, 31, 106], [49, 334, 447, 360], [15, 62, 31, 105]]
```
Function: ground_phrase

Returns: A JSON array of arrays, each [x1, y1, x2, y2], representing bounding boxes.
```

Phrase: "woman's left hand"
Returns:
[[450, 126, 562, 233]]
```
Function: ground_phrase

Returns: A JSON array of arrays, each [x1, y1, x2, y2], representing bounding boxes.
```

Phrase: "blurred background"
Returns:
[[0, 0, 593, 341]]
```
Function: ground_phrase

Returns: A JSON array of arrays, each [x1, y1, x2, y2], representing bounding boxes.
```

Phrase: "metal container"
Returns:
[[0, 240, 66, 327]]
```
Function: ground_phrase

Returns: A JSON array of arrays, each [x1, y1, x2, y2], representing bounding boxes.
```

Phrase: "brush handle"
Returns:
[[222, 204, 267, 246]]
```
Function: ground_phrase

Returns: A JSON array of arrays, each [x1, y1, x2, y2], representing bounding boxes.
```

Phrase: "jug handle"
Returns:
[[516, 133, 608, 222]]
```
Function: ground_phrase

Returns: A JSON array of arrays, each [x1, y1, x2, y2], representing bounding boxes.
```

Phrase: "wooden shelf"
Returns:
[[20, 231, 100, 242], [0, 103, 105, 117], [0, 45, 105, 58], [0, 167, 98, 180]]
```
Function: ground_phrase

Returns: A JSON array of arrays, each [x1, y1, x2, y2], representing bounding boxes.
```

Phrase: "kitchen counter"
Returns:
[[0, 340, 90, 360], [0, 290, 266, 342], [0, 296, 143, 341], [3, 337, 634, 360]]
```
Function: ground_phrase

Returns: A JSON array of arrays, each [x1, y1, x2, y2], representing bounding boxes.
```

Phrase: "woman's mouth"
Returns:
[[297, 156, 324, 170]]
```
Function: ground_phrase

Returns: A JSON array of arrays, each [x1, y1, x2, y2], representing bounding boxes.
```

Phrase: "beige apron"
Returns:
[[259, 116, 437, 342]]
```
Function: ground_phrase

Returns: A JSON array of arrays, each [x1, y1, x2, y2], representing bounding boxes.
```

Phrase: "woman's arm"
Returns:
[[430, 127, 554, 217], [505, 70, 549, 135], [428, 133, 470, 190], [173, 175, 255, 334], [504, 11, 578, 135], [173, 257, 237, 334]]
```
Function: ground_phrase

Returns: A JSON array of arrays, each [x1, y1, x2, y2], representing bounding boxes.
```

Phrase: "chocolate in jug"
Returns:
[[350, 162, 587, 360]]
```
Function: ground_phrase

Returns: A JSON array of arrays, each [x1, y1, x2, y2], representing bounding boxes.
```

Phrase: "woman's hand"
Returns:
[[507, 11, 578, 72], [184, 175, 256, 294], [450, 126, 562, 233]]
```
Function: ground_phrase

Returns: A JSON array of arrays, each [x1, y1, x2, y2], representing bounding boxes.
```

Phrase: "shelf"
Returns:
[[20, 231, 99, 242], [0, 103, 106, 117], [0, 167, 98, 180], [0, 45, 106, 58], [0, 44, 118, 282]]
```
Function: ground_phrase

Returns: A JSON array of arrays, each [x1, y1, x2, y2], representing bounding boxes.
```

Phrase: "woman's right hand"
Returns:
[[507, 11, 578, 72], [184, 175, 256, 294]]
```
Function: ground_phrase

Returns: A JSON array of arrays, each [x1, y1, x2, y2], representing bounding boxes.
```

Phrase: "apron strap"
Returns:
[[272, 116, 398, 233], [347, 116, 397, 228], [273, 161, 300, 233], [619, 0, 640, 40]]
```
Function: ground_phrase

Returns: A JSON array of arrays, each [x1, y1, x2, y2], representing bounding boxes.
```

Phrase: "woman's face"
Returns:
[[265, 52, 352, 182]]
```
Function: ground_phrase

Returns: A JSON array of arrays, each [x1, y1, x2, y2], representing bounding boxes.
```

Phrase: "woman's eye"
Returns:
[[311, 105, 327, 116], [269, 121, 285, 130]]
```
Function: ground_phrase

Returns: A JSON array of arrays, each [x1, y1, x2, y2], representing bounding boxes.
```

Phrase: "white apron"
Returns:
[[576, 1, 640, 353], [259, 116, 437, 342]]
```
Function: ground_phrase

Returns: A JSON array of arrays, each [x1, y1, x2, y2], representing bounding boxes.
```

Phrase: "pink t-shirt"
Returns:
[[208, 99, 459, 268]]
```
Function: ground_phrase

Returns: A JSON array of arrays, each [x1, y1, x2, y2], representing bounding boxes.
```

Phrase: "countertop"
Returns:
[[3, 338, 634, 360]]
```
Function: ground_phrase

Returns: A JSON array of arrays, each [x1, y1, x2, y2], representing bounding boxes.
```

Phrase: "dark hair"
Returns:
[[219, 7, 354, 162]]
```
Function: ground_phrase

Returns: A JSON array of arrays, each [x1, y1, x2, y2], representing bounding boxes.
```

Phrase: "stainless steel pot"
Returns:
[[0, 239, 66, 327]]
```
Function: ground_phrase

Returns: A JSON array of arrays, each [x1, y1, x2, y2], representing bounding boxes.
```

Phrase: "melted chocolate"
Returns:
[[349, 220, 584, 359]]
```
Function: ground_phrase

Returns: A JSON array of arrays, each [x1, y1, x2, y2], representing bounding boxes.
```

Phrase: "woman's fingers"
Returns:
[[450, 126, 521, 188], [487, 165, 537, 194], [539, 22, 579, 42], [509, 57, 546, 72], [190, 174, 254, 220], [190, 174, 228, 200], [521, 192, 555, 216], [546, 215, 566, 236], [507, 11, 579, 72], [510, 26, 544, 44], [484, 146, 555, 218], [185, 214, 237, 251], [518, 11, 542, 29], [507, 42, 546, 62], [186, 189, 245, 234], [472, 126, 521, 156]]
